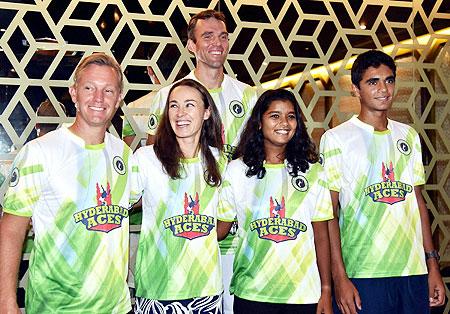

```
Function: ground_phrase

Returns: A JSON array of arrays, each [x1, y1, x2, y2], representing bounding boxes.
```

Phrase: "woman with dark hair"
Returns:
[[131, 78, 226, 313], [217, 88, 333, 314]]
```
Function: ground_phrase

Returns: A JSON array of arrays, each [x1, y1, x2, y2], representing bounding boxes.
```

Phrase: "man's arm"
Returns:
[[415, 186, 445, 307], [313, 220, 332, 314], [329, 191, 361, 314], [0, 213, 31, 314]]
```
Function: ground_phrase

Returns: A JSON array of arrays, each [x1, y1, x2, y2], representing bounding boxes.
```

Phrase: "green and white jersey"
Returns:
[[319, 116, 427, 278], [122, 92, 156, 147], [3, 127, 133, 314], [218, 159, 333, 304], [146, 71, 257, 254], [131, 146, 227, 300]]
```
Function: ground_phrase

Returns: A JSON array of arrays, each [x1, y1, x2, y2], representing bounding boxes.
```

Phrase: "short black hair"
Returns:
[[351, 50, 396, 88], [187, 9, 227, 42]]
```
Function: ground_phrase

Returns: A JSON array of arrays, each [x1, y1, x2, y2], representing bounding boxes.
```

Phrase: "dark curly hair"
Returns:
[[234, 88, 318, 179], [154, 79, 223, 186]]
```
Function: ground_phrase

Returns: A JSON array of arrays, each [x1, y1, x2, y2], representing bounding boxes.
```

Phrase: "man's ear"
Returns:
[[69, 85, 77, 103], [351, 84, 360, 98], [187, 39, 196, 54], [115, 93, 123, 109]]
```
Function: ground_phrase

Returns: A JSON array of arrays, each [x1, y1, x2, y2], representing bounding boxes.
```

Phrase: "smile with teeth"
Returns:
[[275, 129, 290, 135], [89, 106, 106, 111], [210, 51, 222, 55], [176, 120, 190, 127]]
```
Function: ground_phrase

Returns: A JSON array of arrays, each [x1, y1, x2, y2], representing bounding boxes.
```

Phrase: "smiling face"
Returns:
[[168, 85, 211, 143], [261, 100, 297, 152], [352, 64, 395, 114], [69, 64, 122, 130], [187, 17, 229, 70]]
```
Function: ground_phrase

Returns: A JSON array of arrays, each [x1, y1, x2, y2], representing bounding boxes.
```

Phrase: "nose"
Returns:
[[280, 115, 288, 126], [94, 89, 104, 102], [176, 106, 186, 117], [378, 81, 387, 92]]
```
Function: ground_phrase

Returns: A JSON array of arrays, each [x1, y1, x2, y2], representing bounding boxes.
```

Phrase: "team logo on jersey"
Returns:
[[397, 139, 411, 155], [148, 114, 158, 130], [229, 100, 245, 118], [163, 192, 215, 240], [292, 175, 309, 192], [250, 196, 307, 243], [9, 167, 19, 187], [113, 156, 126, 175], [364, 161, 413, 205], [73, 182, 129, 233]]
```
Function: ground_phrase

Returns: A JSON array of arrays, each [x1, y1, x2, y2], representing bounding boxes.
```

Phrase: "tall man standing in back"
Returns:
[[320, 50, 445, 314], [145, 9, 257, 313], [0, 53, 133, 314]]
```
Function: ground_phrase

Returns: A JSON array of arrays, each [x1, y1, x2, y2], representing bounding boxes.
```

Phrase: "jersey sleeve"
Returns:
[[129, 149, 144, 206], [2, 143, 45, 217], [309, 164, 333, 222], [146, 90, 167, 136], [409, 129, 426, 186], [319, 130, 343, 192], [218, 167, 237, 222]]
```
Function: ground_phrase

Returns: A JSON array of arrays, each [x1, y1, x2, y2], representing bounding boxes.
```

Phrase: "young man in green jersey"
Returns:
[[320, 50, 445, 314], [0, 53, 133, 314]]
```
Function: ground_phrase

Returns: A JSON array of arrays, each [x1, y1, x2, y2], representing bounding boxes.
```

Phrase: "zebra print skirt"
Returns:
[[134, 294, 222, 314]]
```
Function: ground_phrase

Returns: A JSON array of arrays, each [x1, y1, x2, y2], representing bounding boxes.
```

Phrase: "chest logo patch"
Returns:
[[163, 192, 215, 240], [148, 114, 158, 130], [73, 182, 129, 233], [397, 139, 411, 155], [229, 100, 245, 118], [250, 196, 306, 243], [364, 161, 413, 205]]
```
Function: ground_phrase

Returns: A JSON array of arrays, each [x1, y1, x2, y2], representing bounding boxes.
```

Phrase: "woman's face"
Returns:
[[168, 85, 211, 142], [261, 99, 297, 151]]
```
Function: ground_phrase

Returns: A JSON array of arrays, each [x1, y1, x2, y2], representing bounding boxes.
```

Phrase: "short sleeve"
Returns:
[[410, 129, 425, 186], [218, 168, 237, 222], [309, 164, 333, 222], [319, 130, 343, 192], [3, 143, 44, 217], [146, 90, 166, 135], [129, 149, 144, 205]]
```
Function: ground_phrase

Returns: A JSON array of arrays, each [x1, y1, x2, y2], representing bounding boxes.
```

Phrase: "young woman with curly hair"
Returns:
[[217, 88, 333, 314]]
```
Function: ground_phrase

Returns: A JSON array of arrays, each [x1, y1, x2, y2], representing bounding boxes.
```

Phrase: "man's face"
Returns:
[[352, 64, 396, 113], [187, 18, 229, 69], [69, 64, 122, 129]]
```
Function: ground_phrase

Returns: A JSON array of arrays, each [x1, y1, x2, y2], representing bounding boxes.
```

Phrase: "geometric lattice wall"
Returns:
[[0, 0, 450, 311]]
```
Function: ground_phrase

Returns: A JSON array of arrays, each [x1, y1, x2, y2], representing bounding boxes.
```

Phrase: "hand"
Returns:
[[0, 297, 21, 314], [428, 268, 445, 307], [334, 276, 361, 314], [316, 289, 332, 314]]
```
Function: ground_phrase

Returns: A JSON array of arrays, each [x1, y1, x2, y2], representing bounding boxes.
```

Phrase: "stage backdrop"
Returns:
[[0, 0, 449, 312]]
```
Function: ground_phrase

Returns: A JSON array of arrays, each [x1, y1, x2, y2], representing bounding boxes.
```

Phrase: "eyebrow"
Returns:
[[201, 31, 229, 37], [365, 75, 395, 84], [169, 99, 198, 103]]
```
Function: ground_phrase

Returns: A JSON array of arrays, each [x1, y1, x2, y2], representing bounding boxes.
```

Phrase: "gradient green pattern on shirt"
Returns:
[[218, 160, 332, 304], [132, 146, 226, 300], [3, 129, 132, 313], [320, 116, 427, 278]]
